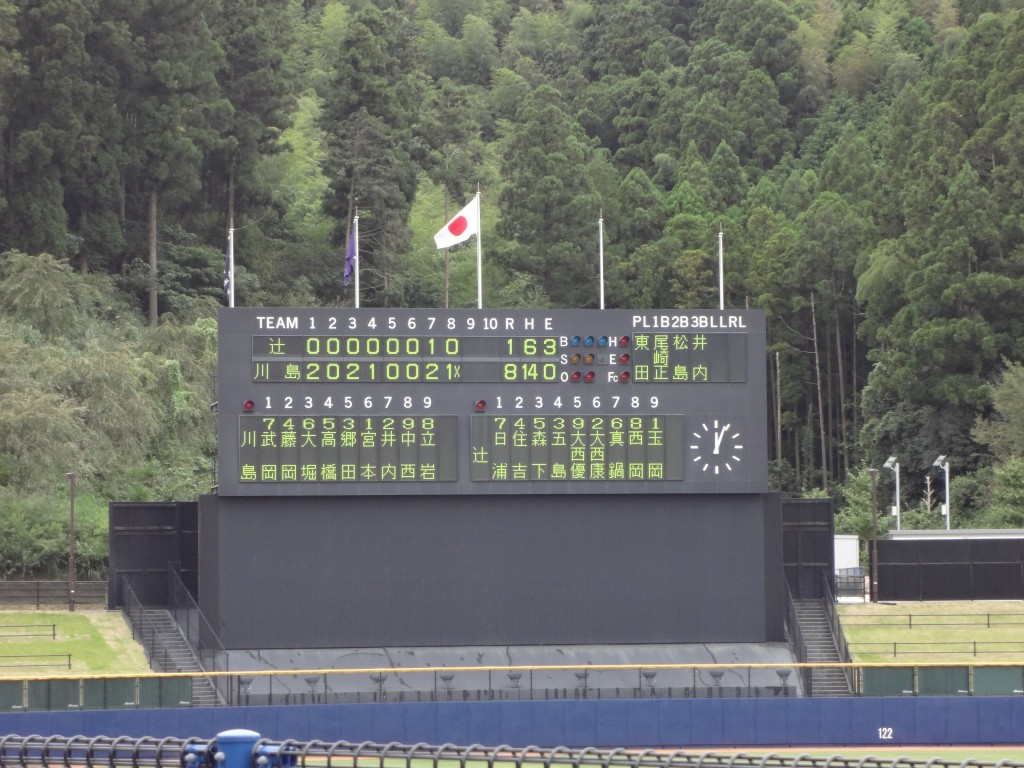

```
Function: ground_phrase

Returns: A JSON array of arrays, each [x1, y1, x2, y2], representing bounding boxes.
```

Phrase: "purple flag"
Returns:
[[344, 227, 355, 286]]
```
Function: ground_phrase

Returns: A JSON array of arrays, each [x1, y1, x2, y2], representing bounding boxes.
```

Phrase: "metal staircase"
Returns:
[[793, 599, 852, 696], [137, 608, 220, 706], [122, 577, 223, 707]]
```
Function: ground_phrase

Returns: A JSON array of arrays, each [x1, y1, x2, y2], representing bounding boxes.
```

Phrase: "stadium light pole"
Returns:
[[63, 472, 76, 612], [868, 468, 879, 603], [883, 456, 900, 531], [933, 455, 950, 530]]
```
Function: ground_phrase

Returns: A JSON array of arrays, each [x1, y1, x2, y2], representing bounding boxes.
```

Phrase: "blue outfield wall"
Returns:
[[3, 697, 1024, 747]]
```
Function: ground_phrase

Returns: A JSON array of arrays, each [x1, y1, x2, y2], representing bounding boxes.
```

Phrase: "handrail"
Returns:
[[121, 579, 186, 675], [166, 564, 228, 672], [166, 563, 228, 705], [120, 579, 154, 665], [783, 581, 811, 695], [822, 571, 854, 692]]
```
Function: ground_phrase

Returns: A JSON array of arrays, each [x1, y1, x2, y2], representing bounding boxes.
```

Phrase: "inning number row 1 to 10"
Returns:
[[255, 395, 664, 411]]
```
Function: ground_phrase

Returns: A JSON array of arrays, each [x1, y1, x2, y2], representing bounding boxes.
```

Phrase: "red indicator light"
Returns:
[[475, 400, 487, 411], [570, 371, 582, 382], [619, 353, 630, 364], [584, 371, 596, 382], [243, 400, 255, 411], [619, 371, 631, 383], [619, 336, 630, 346]]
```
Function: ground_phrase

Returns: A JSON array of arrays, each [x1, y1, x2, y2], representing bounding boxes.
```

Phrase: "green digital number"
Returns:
[[384, 362, 421, 381], [504, 362, 558, 381], [507, 337, 557, 356]]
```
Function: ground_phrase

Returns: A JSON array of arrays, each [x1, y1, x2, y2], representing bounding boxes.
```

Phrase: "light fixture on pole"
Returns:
[[63, 472, 76, 612], [883, 456, 900, 531], [933, 455, 950, 531]]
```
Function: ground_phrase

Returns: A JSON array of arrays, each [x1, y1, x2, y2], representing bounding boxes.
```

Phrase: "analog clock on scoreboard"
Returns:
[[216, 308, 768, 496]]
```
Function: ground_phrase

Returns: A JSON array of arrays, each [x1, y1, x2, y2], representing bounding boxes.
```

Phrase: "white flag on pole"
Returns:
[[434, 196, 480, 249]]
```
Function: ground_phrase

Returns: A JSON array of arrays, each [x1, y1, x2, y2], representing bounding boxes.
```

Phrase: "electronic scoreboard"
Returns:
[[216, 308, 768, 495]]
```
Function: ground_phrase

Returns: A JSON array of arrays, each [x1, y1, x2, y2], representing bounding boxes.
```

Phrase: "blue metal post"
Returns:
[[216, 729, 261, 768]]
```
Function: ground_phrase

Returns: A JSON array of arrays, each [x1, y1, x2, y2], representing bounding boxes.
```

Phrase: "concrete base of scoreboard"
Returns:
[[225, 642, 799, 698]]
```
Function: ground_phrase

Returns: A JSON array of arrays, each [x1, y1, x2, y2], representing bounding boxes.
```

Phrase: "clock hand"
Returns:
[[713, 423, 730, 454]]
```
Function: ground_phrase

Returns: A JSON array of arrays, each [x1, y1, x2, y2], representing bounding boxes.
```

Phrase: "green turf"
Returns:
[[838, 600, 1024, 663], [0, 609, 150, 677]]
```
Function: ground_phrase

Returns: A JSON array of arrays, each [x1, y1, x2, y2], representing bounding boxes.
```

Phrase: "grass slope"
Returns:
[[838, 600, 1024, 663], [0, 609, 150, 677]]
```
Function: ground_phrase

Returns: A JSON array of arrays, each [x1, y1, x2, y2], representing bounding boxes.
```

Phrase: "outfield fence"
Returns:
[[0, 581, 106, 609], [5, 661, 1024, 711], [0, 731, 1021, 768]]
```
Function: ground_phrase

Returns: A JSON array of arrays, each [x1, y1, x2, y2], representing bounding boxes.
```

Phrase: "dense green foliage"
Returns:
[[4, 0, 1024, 576]]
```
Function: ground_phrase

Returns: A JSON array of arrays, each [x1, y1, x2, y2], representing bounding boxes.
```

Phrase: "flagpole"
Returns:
[[228, 220, 235, 308], [475, 190, 482, 309], [354, 213, 360, 309], [718, 224, 724, 310], [598, 211, 605, 310]]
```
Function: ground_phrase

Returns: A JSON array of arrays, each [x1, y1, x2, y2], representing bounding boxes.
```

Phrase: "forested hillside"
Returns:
[[3, 0, 1024, 576]]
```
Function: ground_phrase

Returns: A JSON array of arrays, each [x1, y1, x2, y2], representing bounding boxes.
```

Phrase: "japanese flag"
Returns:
[[434, 196, 479, 249]]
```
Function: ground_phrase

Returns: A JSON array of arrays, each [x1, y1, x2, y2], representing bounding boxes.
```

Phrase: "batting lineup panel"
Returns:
[[216, 308, 768, 495]]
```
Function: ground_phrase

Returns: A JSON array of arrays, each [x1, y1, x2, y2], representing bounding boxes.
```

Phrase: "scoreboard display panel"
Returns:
[[216, 308, 768, 495]]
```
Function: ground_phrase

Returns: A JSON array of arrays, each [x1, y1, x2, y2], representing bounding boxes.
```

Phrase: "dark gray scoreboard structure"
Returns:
[[202, 308, 784, 649]]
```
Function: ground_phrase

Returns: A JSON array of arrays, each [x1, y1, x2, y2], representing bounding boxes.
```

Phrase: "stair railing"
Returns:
[[121, 578, 178, 673], [783, 581, 812, 696], [822, 571, 855, 694], [167, 563, 229, 705]]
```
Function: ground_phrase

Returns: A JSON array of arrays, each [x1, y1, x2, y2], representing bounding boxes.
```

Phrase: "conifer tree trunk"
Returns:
[[775, 350, 782, 464], [836, 316, 849, 478], [148, 190, 158, 327], [78, 209, 88, 273], [812, 294, 827, 490]]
